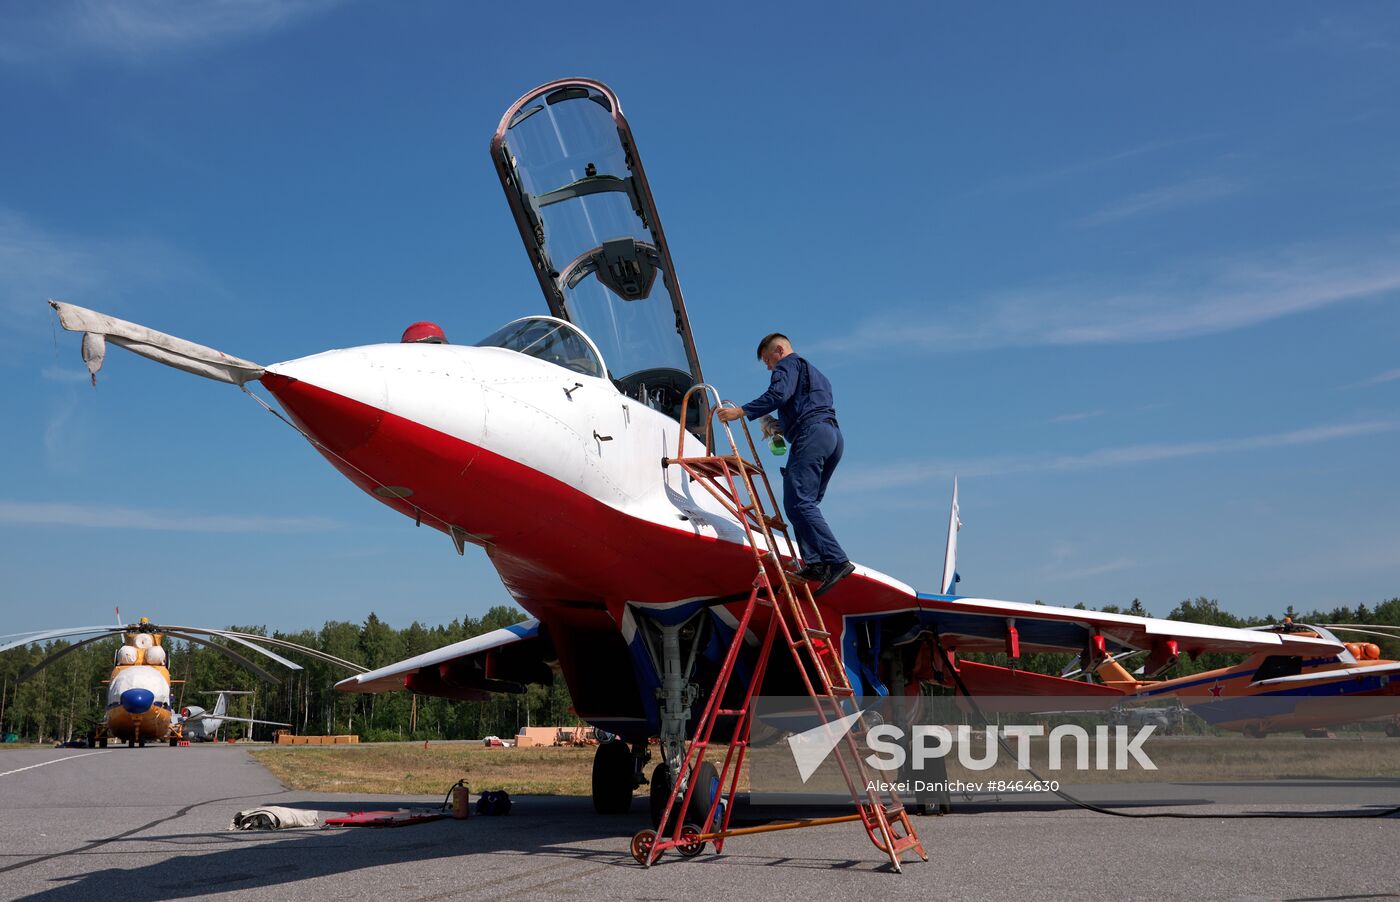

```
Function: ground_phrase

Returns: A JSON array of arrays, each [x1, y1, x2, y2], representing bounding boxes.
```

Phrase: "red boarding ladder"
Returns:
[[632, 385, 926, 873]]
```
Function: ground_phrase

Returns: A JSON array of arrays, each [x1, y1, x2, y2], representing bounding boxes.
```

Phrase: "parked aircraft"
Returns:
[[48, 79, 1340, 815], [1, 619, 363, 747], [177, 691, 291, 742], [941, 618, 1400, 737], [1113, 621, 1399, 736]]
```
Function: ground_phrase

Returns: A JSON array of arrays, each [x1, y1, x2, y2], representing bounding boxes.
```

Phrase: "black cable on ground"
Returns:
[[933, 634, 1400, 820]]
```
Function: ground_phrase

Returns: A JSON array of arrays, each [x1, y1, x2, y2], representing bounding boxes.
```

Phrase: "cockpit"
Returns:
[[476, 315, 700, 425], [476, 316, 605, 379]]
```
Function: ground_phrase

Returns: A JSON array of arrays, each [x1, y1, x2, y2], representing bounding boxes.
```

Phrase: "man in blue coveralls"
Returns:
[[718, 333, 855, 596]]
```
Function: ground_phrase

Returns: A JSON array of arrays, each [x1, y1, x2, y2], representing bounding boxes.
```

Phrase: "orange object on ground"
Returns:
[[325, 809, 447, 828]]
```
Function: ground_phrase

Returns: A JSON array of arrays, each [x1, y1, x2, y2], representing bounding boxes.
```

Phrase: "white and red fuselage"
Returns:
[[261, 329, 799, 606]]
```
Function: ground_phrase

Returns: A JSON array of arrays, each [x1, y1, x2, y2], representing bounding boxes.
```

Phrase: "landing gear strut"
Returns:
[[641, 614, 711, 828]]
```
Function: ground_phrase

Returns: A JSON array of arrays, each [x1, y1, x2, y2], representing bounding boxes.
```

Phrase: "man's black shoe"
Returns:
[[813, 561, 856, 597], [794, 563, 827, 582]]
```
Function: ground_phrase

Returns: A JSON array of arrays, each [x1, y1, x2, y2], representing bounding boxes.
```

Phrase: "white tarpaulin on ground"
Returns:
[[49, 300, 264, 386], [230, 806, 323, 830]]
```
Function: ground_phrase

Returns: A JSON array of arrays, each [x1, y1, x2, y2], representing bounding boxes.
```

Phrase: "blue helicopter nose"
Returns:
[[119, 688, 154, 714]]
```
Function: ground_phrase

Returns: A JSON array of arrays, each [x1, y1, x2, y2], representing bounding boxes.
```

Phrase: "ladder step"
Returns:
[[804, 628, 831, 639], [888, 834, 923, 854], [827, 687, 855, 697]]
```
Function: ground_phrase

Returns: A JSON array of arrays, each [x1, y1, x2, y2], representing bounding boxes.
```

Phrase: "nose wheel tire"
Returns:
[[591, 740, 635, 814], [650, 760, 719, 831]]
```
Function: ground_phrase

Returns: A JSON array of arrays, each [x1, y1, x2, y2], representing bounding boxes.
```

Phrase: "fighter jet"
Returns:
[[47, 79, 1341, 815]]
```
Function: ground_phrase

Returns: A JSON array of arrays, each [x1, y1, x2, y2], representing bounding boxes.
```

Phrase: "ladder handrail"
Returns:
[[676, 381, 735, 458]]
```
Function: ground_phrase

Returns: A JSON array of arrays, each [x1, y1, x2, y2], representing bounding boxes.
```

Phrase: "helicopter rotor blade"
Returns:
[[162, 632, 285, 684], [18, 633, 121, 684]]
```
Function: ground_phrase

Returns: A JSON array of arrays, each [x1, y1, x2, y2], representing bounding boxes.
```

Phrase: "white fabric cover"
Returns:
[[50, 300, 264, 386], [230, 806, 323, 830]]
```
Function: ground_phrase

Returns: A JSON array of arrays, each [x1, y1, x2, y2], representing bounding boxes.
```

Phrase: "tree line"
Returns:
[[3, 598, 1396, 743], [0, 606, 576, 744]]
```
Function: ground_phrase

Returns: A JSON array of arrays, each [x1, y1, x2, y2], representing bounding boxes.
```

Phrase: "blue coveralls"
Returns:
[[741, 354, 848, 566]]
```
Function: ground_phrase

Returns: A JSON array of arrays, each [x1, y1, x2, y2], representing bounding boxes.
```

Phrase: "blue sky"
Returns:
[[2, 1, 1397, 635]]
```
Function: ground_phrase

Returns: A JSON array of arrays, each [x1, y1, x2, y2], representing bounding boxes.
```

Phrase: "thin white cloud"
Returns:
[[0, 208, 217, 347], [0, 0, 347, 65], [815, 240, 1400, 355], [0, 500, 340, 533], [1077, 176, 1242, 227], [984, 136, 1216, 195], [1043, 558, 1137, 582], [1051, 410, 1105, 424], [1283, 15, 1396, 54], [1351, 368, 1400, 388], [841, 420, 1399, 491], [41, 367, 91, 384], [43, 397, 81, 468]]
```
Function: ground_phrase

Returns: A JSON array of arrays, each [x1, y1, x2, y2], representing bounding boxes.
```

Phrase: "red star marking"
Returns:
[[1209, 683, 1224, 698]]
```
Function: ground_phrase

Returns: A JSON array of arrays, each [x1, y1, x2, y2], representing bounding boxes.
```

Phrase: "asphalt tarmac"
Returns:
[[0, 744, 1395, 901]]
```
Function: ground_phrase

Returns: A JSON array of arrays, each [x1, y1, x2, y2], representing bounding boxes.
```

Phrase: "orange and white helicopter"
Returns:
[[100, 618, 179, 748], [3, 617, 362, 747], [47, 79, 1341, 809]]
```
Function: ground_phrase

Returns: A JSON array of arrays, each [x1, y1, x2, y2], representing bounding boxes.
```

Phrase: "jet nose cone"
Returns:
[[119, 688, 154, 714], [261, 350, 387, 455]]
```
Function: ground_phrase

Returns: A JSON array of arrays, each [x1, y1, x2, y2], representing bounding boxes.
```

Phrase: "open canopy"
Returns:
[[492, 79, 704, 425]]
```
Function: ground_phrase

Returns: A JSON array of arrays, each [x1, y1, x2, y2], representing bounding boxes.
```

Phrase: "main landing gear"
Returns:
[[591, 738, 641, 814], [592, 610, 715, 828]]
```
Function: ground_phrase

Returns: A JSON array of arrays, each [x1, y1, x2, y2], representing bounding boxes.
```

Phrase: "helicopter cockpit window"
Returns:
[[1252, 655, 1303, 682], [475, 317, 605, 379]]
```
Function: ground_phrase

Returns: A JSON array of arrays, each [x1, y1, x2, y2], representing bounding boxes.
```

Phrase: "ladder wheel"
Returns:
[[677, 823, 706, 858], [630, 829, 657, 866]]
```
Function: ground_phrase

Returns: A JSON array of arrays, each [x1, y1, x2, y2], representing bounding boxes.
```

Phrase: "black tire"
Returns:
[[98, 737, 107, 749], [169, 737, 178, 747], [138, 738, 145, 748], [591, 740, 634, 814], [127, 738, 134, 749], [650, 760, 720, 831]]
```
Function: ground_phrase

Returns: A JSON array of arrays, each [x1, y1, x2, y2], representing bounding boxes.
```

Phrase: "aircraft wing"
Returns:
[[818, 567, 1342, 660], [181, 714, 292, 727], [334, 620, 553, 701]]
